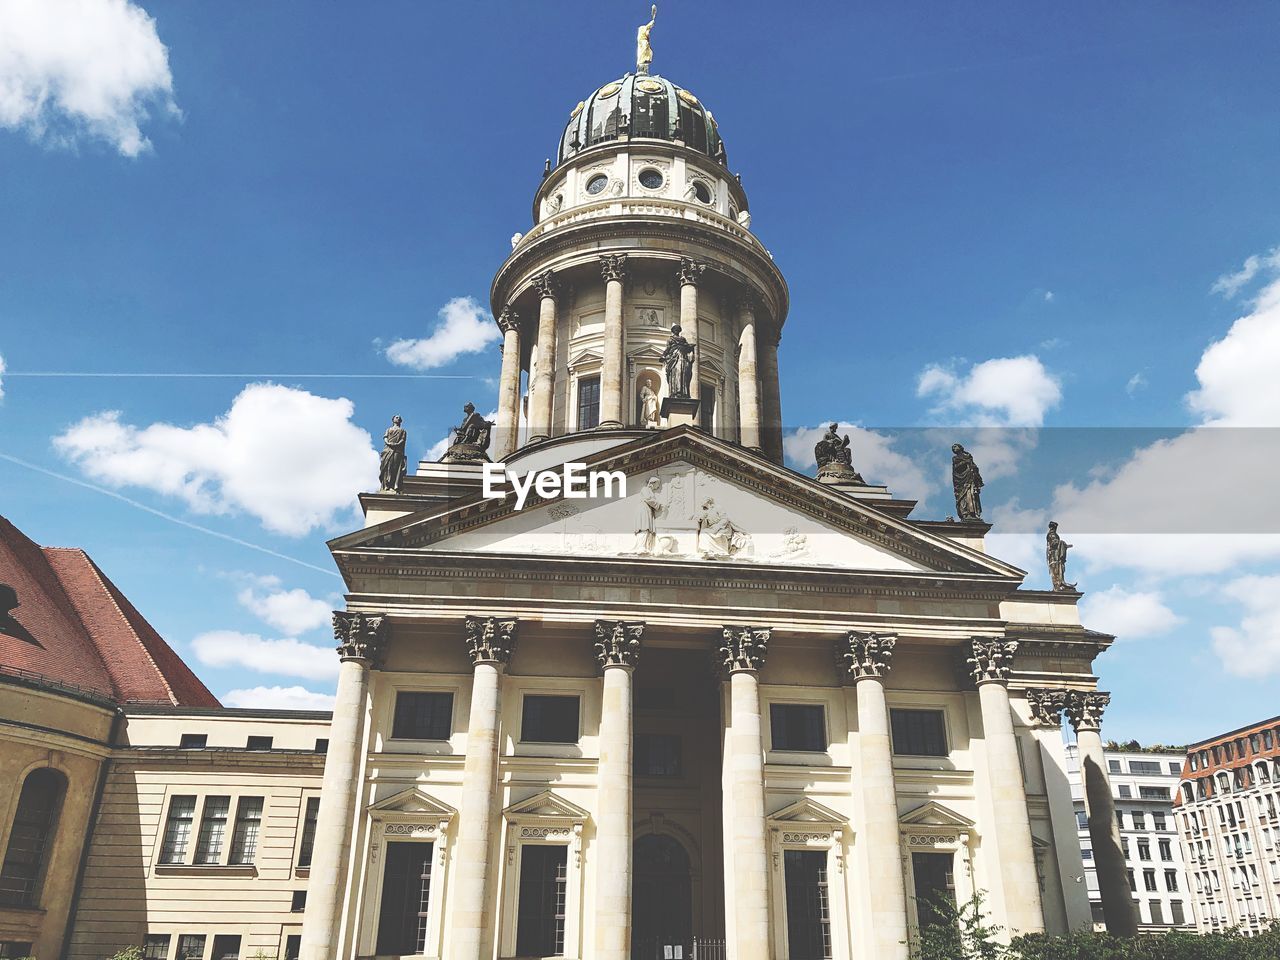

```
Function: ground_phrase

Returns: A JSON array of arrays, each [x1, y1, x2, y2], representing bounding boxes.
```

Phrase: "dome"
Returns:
[[557, 73, 726, 168]]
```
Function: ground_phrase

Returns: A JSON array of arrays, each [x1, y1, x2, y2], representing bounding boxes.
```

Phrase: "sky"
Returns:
[[1, 0, 1279, 742]]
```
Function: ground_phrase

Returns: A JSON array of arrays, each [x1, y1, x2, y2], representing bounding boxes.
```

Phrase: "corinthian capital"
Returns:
[[333, 611, 387, 664], [1065, 690, 1110, 733], [593, 620, 644, 669], [1025, 688, 1069, 727], [966, 637, 1018, 685], [837, 631, 896, 681], [497, 304, 520, 333], [532, 270, 559, 301], [678, 257, 707, 287], [720, 625, 771, 674], [599, 253, 628, 284], [464, 615, 518, 666]]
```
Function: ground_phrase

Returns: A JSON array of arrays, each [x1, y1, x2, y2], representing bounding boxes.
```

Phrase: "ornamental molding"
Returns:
[[837, 631, 896, 681], [464, 615, 518, 666], [966, 636, 1018, 685], [599, 252, 629, 284], [532, 270, 559, 301], [593, 619, 644, 669], [678, 257, 707, 287], [333, 611, 387, 664], [720, 624, 770, 673], [497, 305, 521, 333], [1025, 688, 1069, 727], [1064, 689, 1110, 733]]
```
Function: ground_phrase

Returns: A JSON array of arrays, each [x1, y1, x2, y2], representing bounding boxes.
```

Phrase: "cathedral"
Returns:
[[296, 21, 1136, 960]]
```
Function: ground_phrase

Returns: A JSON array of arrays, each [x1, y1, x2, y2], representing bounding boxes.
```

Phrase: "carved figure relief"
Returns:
[[696, 497, 752, 558]]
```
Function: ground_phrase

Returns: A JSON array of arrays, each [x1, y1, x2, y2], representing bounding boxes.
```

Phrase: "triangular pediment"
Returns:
[[368, 786, 456, 818], [568, 344, 604, 367], [504, 790, 590, 822], [332, 427, 1022, 580], [768, 797, 848, 826], [900, 800, 975, 829]]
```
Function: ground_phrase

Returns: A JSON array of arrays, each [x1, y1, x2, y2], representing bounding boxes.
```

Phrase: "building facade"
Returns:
[[1065, 744, 1192, 932], [1175, 717, 1280, 935]]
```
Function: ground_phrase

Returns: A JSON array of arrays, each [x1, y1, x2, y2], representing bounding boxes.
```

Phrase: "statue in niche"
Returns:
[[378, 415, 408, 493], [631, 477, 665, 554], [441, 403, 493, 463], [639, 382, 660, 428], [1046, 521, 1078, 592], [697, 497, 752, 558], [814, 422, 864, 483], [662, 323, 695, 399], [951, 443, 984, 521]]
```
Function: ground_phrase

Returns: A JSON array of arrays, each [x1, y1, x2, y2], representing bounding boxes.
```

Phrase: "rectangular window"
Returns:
[[1116, 811, 1126, 831], [291, 889, 307, 911], [229, 797, 264, 864], [284, 937, 301, 960], [1141, 785, 1169, 799], [1149, 900, 1164, 925], [1165, 869, 1179, 891], [178, 733, 207, 749], [515, 845, 568, 957], [1138, 840, 1151, 861], [1169, 761, 1182, 775], [1127, 869, 1135, 891], [194, 795, 230, 865], [521, 695, 580, 744], [785, 849, 833, 957], [314, 738, 329, 754], [246, 735, 272, 751], [159, 795, 197, 864], [1118, 785, 1132, 798], [889, 709, 947, 757], [1171, 900, 1186, 925], [1264, 730, 1274, 750], [634, 732, 682, 777], [1133, 812, 1146, 830], [142, 935, 171, 960], [1129, 760, 1162, 775], [576, 376, 601, 431], [1144, 869, 1158, 892], [699, 382, 717, 431], [1076, 811, 1089, 830], [1082, 848, 1093, 860], [298, 796, 321, 868], [1109, 759, 1123, 773], [911, 851, 956, 930], [770, 703, 827, 752], [1121, 837, 1130, 859], [376, 841, 434, 955], [1153, 812, 1167, 831], [211, 936, 240, 960], [392, 691, 454, 740], [1159, 839, 1172, 861], [176, 935, 205, 960]]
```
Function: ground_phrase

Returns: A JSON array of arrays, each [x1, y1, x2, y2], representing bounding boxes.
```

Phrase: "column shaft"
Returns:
[[494, 313, 522, 460], [1078, 728, 1139, 936], [529, 293, 557, 442], [299, 658, 370, 960], [856, 676, 910, 960], [728, 669, 770, 959], [737, 306, 762, 450], [977, 680, 1046, 934], [599, 255, 627, 428], [758, 332, 782, 463], [594, 665, 634, 959], [681, 280, 700, 401]]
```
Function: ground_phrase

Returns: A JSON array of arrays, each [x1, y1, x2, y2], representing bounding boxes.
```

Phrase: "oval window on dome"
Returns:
[[596, 82, 622, 100], [691, 180, 712, 204], [638, 168, 664, 190], [586, 174, 609, 196], [636, 78, 663, 94], [677, 88, 700, 106]]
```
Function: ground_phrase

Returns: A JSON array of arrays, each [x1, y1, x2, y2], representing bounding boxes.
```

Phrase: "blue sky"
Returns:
[[1, 1, 1278, 741]]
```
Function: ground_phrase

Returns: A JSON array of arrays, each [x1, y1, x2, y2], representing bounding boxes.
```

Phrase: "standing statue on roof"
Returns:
[[378, 415, 408, 493], [637, 4, 657, 74], [951, 443, 984, 521]]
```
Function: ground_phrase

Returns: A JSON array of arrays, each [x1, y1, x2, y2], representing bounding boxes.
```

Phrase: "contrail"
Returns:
[[0, 453, 342, 579]]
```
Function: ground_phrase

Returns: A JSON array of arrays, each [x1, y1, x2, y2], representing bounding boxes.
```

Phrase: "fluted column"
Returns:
[[450, 616, 518, 960], [299, 612, 386, 960], [720, 625, 771, 960], [968, 638, 1045, 935], [758, 328, 782, 462], [494, 305, 522, 459], [528, 272, 559, 443], [599, 254, 628, 428], [592, 620, 644, 960], [736, 298, 763, 451], [839, 632, 909, 960], [678, 258, 706, 404], [1067, 690, 1139, 936]]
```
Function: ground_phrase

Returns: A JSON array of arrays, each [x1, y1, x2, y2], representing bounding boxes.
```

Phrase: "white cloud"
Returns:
[[1079, 586, 1184, 640], [1125, 373, 1147, 395], [385, 296, 501, 370], [1186, 275, 1280, 427], [0, 353, 6, 400], [1210, 575, 1280, 678], [192, 630, 338, 681], [222, 685, 335, 711], [53, 383, 378, 537], [0, 0, 177, 156], [917, 355, 1062, 427], [1210, 247, 1280, 299], [1043, 290, 1055, 303], [237, 577, 331, 635], [783, 423, 935, 506]]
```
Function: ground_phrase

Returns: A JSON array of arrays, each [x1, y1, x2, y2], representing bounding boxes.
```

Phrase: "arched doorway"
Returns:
[[632, 833, 693, 959]]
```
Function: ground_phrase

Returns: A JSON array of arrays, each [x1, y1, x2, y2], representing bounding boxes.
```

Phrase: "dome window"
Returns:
[[586, 174, 609, 196], [690, 180, 712, 204], [638, 168, 664, 190]]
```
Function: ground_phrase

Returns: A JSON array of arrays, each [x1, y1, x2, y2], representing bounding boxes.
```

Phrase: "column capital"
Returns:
[[966, 636, 1018, 685], [1065, 690, 1111, 733], [837, 631, 896, 681], [464, 615, 518, 666], [497, 304, 521, 333], [1025, 688, 1069, 727], [720, 624, 770, 674], [333, 611, 386, 664], [532, 270, 559, 301], [678, 257, 707, 287], [593, 619, 644, 669], [599, 252, 628, 284]]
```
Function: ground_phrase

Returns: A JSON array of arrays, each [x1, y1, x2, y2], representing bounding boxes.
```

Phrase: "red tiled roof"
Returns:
[[0, 516, 220, 707]]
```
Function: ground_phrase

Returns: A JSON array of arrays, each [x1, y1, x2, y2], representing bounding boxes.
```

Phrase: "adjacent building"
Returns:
[[1175, 717, 1280, 935], [1065, 743, 1192, 932]]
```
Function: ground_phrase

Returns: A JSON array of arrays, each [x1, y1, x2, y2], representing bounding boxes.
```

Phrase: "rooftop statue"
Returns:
[[814, 422, 864, 484], [637, 4, 657, 74], [663, 323, 695, 399], [951, 443, 984, 521], [1046, 521, 1078, 592], [378, 415, 408, 493], [441, 403, 494, 463]]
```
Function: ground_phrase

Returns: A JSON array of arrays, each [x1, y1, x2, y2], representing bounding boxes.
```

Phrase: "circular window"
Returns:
[[691, 180, 712, 204], [586, 174, 609, 195], [638, 168, 664, 190]]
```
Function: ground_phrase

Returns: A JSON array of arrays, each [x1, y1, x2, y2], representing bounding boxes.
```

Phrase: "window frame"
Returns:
[[520, 693, 582, 745], [889, 708, 949, 758], [768, 702, 829, 754], [390, 690, 456, 742], [575, 374, 601, 432], [0, 766, 67, 909], [153, 789, 266, 872]]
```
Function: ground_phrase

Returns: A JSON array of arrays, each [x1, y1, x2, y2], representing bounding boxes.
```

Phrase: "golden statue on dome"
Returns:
[[637, 4, 657, 74]]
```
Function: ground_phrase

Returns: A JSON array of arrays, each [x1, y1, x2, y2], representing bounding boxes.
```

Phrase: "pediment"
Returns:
[[568, 344, 604, 367], [368, 786, 456, 819], [767, 797, 848, 826], [899, 800, 975, 829], [504, 790, 590, 823]]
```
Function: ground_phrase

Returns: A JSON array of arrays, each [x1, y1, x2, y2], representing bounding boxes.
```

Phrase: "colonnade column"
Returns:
[[592, 620, 644, 960], [736, 297, 763, 451], [599, 253, 628, 428], [299, 612, 386, 960], [678, 258, 706, 404], [758, 329, 783, 462], [494, 305, 522, 460], [968, 638, 1045, 935], [838, 632, 910, 960], [528, 271, 559, 443], [1067, 690, 1139, 936], [720, 625, 772, 960], [450, 615, 518, 960]]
